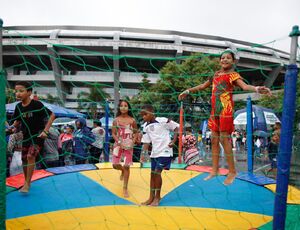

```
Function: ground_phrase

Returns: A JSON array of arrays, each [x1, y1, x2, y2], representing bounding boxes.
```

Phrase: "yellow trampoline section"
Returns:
[[7, 205, 272, 230], [265, 184, 300, 204], [82, 167, 200, 204]]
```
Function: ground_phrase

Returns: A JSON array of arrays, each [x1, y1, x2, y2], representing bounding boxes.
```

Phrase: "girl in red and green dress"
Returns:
[[179, 50, 271, 185]]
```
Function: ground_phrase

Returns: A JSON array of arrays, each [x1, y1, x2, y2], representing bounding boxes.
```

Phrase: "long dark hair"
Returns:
[[116, 100, 134, 117]]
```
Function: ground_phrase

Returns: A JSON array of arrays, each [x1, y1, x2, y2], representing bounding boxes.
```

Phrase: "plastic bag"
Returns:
[[10, 151, 23, 176]]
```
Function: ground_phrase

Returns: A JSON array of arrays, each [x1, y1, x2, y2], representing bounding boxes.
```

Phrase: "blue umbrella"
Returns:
[[6, 101, 86, 118], [234, 105, 280, 131]]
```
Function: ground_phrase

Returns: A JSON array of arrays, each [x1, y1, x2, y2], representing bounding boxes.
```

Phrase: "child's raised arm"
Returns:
[[235, 79, 272, 96], [178, 80, 211, 100]]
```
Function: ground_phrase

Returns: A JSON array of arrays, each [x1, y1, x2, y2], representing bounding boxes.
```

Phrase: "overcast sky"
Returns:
[[1, 0, 299, 52]]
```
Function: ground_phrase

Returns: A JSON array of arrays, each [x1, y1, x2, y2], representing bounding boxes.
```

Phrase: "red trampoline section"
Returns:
[[6, 170, 54, 188], [186, 165, 229, 175]]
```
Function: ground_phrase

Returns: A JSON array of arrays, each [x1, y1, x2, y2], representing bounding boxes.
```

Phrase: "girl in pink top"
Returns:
[[112, 100, 137, 197]]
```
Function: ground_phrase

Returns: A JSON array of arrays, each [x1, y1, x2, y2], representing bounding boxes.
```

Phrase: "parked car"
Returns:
[[52, 117, 76, 130]]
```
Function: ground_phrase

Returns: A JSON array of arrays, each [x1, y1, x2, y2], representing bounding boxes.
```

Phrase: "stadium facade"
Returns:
[[2, 26, 290, 111]]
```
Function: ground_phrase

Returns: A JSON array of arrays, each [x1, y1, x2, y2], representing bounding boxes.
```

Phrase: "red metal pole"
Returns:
[[178, 101, 183, 164]]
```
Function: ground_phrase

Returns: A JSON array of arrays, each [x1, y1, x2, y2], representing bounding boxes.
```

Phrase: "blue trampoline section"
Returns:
[[160, 173, 275, 216], [237, 172, 276, 185], [6, 172, 132, 219], [46, 164, 97, 174]]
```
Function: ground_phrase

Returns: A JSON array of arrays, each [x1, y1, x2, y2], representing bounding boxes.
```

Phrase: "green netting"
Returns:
[[142, 163, 187, 169], [259, 205, 300, 230], [0, 36, 7, 230], [2, 27, 300, 229], [5, 186, 16, 194]]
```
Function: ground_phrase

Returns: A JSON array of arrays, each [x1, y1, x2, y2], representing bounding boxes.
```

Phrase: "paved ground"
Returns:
[[198, 148, 272, 176]]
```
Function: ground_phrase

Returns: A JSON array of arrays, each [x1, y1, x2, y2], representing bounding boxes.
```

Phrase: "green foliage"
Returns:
[[130, 73, 153, 107], [77, 84, 110, 119], [130, 54, 220, 121], [6, 88, 15, 104], [157, 54, 219, 104], [256, 73, 300, 129], [234, 100, 248, 111], [257, 91, 284, 113], [44, 93, 63, 105]]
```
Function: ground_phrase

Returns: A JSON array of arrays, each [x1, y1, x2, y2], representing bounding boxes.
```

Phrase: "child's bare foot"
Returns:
[[204, 172, 218, 181], [141, 198, 154, 206], [19, 184, 30, 193], [149, 198, 161, 206], [223, 172, 237, 185], [123, 188, 129, 198]]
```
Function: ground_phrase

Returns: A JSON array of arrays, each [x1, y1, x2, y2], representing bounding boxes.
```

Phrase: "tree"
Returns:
[[77, 84, 110, 119], [44, 93, 63, 105], [257, 74, 300, 129], [6, 88, 16, 104], [139, 73, 151, 91], [130, 54, 220, 123]]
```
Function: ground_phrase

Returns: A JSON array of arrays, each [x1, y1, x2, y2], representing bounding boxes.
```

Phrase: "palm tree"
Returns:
[[77, 84, 110, 119]]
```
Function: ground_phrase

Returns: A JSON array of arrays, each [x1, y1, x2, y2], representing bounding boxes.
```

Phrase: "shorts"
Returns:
[[22, 144, 43, 161], [269, 156, 277, 169], [112, 148, 133, 166], [151, 157, 172, 172], [208, 115, 234, 133]]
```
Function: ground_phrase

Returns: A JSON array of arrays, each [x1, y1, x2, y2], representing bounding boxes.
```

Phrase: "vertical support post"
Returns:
[[113, 33, 120, 117], [273, 25, 299, 230], [246, 96, 253, 173], [104, 100, 110, 162], [178, 101, 183, 164], [0, 18, 6, 230]]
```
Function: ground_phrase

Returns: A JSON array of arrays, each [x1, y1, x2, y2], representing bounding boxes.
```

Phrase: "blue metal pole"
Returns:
[[104, 100, 110, 162], [246, 96, 253, 173], [273, 64, 298, 229], [273, 25, 299, 230]]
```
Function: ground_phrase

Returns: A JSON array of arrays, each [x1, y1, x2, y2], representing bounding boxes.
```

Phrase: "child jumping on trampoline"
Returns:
[[112, 100, 137, 197], [10, 81, 55, 192], [140, 104, 179, 206], [178, 50, 271, 185]]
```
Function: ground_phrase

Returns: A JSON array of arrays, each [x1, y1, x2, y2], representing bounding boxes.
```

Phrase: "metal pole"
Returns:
[[273, 25, 299, 230], [104, 100, 110, 162], [246, 96, 253, 173], [0, 18, 7, 230], [178, 101, 183, 164]]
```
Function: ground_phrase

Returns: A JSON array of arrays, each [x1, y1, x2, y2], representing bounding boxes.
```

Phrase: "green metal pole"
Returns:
[[0, 18, 6, 230]]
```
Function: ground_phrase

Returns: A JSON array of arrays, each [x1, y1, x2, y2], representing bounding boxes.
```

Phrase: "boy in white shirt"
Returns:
[[140, 104, 179, 206]]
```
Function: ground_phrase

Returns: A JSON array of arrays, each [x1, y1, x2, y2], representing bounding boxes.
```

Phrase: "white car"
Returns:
[[52, 117, 76, 129]]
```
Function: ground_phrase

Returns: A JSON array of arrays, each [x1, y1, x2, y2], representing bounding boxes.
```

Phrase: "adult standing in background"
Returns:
[[90, 120, 105, 163], [73, 118, 95, 164]]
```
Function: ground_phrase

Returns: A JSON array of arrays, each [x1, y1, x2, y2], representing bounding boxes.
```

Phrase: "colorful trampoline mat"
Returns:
[[6, 167, 299, 229]]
